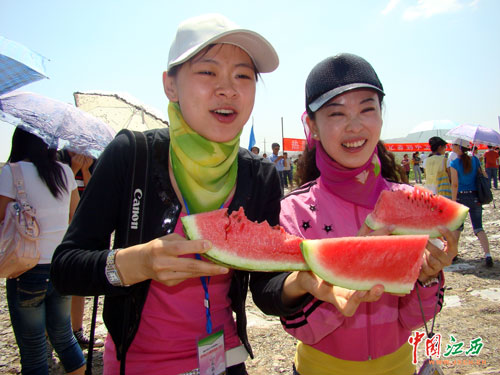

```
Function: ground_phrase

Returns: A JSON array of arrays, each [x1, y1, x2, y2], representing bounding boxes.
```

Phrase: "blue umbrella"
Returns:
[[0, 91, 116, 158], [0, 36, 49, 95]]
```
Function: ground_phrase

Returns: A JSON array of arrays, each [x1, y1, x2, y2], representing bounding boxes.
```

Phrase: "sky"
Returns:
[[1, 0, 499, 160]]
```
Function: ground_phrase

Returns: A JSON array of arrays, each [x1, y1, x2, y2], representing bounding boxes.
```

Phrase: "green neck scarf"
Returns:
[[168, 102, 240, 214]]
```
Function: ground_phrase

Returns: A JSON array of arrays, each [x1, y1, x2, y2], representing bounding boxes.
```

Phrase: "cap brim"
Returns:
[[308, 83, 385, 112], [168, 29, 279, 73]]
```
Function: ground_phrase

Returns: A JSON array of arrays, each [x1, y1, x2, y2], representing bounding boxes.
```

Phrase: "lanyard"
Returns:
[[183, 197, 224, 335], [196, 253, 212, 334]]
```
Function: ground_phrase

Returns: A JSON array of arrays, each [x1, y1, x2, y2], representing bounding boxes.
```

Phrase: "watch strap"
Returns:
[[105, 249, 128, 287]]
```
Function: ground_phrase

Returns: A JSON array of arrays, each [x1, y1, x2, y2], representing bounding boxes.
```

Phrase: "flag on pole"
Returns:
[[248, 123, 256, 150]]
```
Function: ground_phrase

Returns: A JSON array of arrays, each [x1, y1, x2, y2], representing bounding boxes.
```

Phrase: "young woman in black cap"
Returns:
[[276, 53, 458, 375]]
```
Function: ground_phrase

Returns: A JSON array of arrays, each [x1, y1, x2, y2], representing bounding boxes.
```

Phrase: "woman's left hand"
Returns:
[[418, 226, 457, 283]]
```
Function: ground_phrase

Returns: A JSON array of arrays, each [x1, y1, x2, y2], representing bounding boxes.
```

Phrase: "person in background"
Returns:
[[450, 138, 494, 267], [278, 53, 456, 375], [262, 153, 268, 158], [282, 152, 293, 189], [0, 128, 85, 375], [412, 151, 422, 184], [50, 14, 310, 375], [447, 140, 461, 169], [483, 145, 499, 189], [420, 151, 427, 173], [250, 146, 260, 155], [401, 153, 411, 180], [472, 145, 479, 157], [424, 136, 451, 198], [268, 142, 285, 196], [496, 147, 500, 179], [57, 150, 104, 349]]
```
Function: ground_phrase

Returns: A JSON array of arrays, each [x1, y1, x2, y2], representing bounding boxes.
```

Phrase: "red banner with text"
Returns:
[[384, 143, 487, 152], [283, 138, 307, 152]]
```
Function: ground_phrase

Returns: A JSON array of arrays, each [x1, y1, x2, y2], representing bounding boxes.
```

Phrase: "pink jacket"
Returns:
[[280, 179, 444, 361]]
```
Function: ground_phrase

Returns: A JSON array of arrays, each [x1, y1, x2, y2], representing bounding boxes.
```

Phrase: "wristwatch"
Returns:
[[105, 249, 129, 287]]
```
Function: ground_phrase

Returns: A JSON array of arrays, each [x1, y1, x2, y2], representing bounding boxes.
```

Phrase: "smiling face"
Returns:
[[163, 44, 257, 143], [308, 89, 382, 169]]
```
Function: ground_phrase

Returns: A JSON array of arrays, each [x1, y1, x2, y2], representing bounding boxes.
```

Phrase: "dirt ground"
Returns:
[[1, 189, 499, 374]]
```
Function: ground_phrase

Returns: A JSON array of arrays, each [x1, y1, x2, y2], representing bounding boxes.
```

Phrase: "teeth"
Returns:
[[214, 109, 234, 114], [343, 140, 365, 148]]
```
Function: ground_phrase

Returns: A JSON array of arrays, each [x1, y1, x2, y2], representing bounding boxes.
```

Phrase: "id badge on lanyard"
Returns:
[[195, 253, 226, 375], [197, 327, 226, 375], [184, 199, 227, 374]]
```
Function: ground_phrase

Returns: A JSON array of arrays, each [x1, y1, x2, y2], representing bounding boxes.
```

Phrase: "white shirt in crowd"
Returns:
[[0, 161, 77, 264]]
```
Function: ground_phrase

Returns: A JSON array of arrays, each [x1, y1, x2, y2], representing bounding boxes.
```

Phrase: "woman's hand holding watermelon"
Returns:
[[283, 271, 385, 317], [115, 233, 229, 287], [418, 226, 457, 284]]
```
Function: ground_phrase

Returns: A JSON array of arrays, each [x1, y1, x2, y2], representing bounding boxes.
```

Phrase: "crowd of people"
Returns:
[[251, 143, 297, 195], [401, 137, 497, 269], [0, 12, 495, 375]]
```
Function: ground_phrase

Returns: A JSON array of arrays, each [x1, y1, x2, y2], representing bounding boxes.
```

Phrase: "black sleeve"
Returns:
[[245, 156, 313, 316], [50, 132, 134, 297]]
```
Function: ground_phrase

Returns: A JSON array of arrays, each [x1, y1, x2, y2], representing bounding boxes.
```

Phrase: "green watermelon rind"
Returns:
[[301, 240, 418, 294], [181, 214, 309, 272], [202, 248, 310, 271], [364, 204, 469, 238]]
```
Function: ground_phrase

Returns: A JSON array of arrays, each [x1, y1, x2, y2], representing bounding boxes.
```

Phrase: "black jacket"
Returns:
[[51, 128, 306, 362]]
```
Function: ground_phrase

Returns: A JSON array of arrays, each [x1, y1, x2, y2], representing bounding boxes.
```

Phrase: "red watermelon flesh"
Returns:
[[181, 207, 308, 271], [365, 185, 468, 238], [301, 235, 429, 294]]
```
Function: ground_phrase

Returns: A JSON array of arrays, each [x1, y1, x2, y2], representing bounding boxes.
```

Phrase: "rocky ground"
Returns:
[[1, 189, 499, 374]]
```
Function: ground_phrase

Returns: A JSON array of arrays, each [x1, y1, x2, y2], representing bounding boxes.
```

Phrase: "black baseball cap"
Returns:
[[306, 53, 385, 113]]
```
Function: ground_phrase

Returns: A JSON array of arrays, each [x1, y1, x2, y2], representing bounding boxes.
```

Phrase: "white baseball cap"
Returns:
[[167, 14, 279, 73], [453, 138, 470, 148]]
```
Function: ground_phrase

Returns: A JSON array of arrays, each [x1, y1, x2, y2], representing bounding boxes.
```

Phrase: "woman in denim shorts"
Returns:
[[0, 129, 86, 374], [449, 139, 494, 267]]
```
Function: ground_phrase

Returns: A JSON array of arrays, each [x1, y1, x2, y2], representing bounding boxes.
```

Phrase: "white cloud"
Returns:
[[403, 0, 464, 21], [382, 0, 401, 15], [469, 0, 480, 8]]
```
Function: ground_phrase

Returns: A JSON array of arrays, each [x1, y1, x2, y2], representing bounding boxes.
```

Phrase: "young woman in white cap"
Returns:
[[51, 14, 309, 375], [276, 53, 458, 374]]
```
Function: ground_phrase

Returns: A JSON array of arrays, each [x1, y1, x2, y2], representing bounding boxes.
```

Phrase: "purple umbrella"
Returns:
[[0, 91, 115, 158], [446, 124, 500, 147]]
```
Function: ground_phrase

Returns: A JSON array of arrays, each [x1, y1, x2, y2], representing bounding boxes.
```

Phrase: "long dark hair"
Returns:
[[295, 140, 407, 186], [8, 128, 68, 198], [459, 146, 472, 174]]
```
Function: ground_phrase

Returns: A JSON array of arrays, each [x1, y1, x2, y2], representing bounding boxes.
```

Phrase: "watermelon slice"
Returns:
[[181, 207, 308, 271], [365, 185, 468, 237], [301, 235, 429, 294]]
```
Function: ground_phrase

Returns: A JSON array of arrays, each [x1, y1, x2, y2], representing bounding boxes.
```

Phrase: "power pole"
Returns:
[[281, 117, 284, 151]]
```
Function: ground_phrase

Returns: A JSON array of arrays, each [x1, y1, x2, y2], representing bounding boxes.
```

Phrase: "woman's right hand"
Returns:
[[282, 224, 395, 316], [115, 233, 229, 287]]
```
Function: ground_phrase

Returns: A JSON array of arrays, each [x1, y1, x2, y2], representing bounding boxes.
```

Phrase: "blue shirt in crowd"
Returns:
[[268, 153, 284, 172], [450, 156, 479, 192]]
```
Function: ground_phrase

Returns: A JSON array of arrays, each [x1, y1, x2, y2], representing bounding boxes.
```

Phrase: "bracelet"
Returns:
[[418, 275, 440, 288], [105, 249, 129, 287]]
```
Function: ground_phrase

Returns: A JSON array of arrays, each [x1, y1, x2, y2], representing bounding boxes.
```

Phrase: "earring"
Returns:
[[313, 133, 318, 138]]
